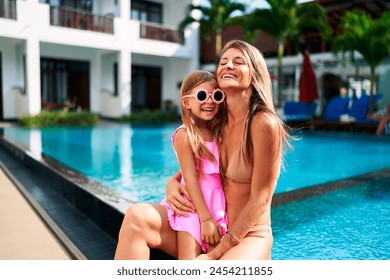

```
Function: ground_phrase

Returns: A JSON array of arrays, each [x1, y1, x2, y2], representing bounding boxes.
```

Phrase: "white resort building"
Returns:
[[1, 0, 389, 121], [0, 0, 199, 120]]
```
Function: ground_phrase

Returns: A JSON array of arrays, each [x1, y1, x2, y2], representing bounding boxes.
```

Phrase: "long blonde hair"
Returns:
[[180, 70, 226, 169], [215, 40, 291, 165]]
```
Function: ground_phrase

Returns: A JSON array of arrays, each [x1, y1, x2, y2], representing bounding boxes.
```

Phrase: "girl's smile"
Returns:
[[182, 82, 223, 122]]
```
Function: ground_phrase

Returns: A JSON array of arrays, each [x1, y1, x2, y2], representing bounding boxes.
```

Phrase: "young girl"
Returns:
[[160, 70, 228, 259]]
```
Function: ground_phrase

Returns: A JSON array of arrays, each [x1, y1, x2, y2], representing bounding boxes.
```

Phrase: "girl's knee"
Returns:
[[122, 203, 153, 234]]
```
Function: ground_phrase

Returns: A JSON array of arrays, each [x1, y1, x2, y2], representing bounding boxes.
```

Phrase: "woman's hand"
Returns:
[[166, 178, 195, 216], [195, 252, 215, 260]]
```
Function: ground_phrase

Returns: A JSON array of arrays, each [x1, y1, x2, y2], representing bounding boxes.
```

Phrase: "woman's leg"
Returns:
[[376, 116, 390, 135], [218, 234, 273, 260], [177, 231, 202, 260], [114, 203, 178, 259]]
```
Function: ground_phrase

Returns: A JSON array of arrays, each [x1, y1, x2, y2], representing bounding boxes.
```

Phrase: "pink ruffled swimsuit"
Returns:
[[161, 126, 228, 252]]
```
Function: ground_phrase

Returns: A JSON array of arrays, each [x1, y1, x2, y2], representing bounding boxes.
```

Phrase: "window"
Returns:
[[40, 0, 92, 12], [131, 0, 162, 24], [114, 63, 118, 96]]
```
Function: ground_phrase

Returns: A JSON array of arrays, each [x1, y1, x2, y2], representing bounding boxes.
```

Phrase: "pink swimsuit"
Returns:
[[161, 126, 228, 252]]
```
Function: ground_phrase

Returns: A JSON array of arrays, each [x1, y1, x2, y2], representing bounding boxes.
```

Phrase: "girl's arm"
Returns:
[[174, 129, 221, 245], [197, 113, 281, 259], [166, 171, 196, 216]]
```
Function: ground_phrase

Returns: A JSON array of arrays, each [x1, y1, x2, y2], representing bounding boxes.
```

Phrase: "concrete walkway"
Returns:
[[0, 168, 72, 260]]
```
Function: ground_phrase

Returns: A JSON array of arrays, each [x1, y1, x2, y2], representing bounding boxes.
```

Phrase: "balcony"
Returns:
[[50, 6, 113, 34], [0, 0, 16, 20], [140, 22, 183, 44]]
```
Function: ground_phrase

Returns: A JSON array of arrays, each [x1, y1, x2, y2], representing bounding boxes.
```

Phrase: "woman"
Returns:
[[369, 103, 390, 136], [114, 40, 291, 260]]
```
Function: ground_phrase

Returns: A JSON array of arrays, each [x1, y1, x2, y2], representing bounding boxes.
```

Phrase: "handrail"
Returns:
[[140, 21, 183, 44], [50, 6, 113, 34]]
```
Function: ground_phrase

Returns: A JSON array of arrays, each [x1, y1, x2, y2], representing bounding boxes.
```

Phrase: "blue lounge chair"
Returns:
[[323, 96, 350, 121], [313, 96, 352, 130], [350, 94, 382, 133], [283, 101, 317, 121], [349, 95, 374, 124]]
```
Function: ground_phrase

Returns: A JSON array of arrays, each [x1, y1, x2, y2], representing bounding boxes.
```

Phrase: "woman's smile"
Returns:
[[221, 72, 238, 79]]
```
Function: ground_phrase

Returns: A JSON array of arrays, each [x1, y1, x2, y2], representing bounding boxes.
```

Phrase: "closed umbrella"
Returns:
[[299, 50, 319, 103]]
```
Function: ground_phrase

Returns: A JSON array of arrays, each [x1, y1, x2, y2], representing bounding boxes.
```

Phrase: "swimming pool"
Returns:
[[2, 123, 390, 203], [1, 123, 389, 260], [272, 176, 390, 259]]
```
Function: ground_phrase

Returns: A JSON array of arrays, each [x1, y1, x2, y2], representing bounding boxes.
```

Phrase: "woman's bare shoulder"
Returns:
[[251, 112, 279, 136]]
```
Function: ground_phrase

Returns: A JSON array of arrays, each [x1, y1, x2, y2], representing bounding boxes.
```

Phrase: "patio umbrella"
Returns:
[[299, 50, 319, 103]]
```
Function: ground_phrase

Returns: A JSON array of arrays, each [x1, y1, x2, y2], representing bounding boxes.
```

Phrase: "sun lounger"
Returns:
[[314, 96, 353, 130], [323, 96, 350, 121], [283, 101, 317, 121], [350, 94, 382, 133], [282, 101, 317, 129]]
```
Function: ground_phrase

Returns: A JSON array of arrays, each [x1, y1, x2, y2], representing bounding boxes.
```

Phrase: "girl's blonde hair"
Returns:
[[180, 70, 226, 170], [215, 40, 292, 166]]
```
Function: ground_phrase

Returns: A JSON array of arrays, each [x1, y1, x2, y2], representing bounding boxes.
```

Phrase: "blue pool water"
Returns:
[[1, 123, 389, 260], [2, 123, 390, 203], [272, 178, 390, 259]]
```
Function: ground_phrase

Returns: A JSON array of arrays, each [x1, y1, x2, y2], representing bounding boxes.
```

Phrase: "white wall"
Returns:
[[0, 39, 25, 118], [0, 0, 200, 119]]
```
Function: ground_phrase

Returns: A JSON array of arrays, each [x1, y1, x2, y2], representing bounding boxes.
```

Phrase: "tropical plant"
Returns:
[[245, 0, 331, 106], [18, 109, 99, 127], [332, 10, 390, 114], [179, 0, 246, 58], [120, 109, 179, 123]]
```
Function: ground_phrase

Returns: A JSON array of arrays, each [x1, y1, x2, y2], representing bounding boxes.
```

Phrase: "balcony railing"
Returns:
[[0, 0, 16, 20], [50, 6, 113, 34], [140, 22, 183, 44]]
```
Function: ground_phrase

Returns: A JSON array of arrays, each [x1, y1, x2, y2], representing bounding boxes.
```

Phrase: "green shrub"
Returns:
[[120, 109, 179, 123], [18, 109, 99, 127]]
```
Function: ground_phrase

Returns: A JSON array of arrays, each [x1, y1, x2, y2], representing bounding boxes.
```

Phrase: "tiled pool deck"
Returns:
[[0, 132, 172, 260], [0, 168, 71, 260], [0, 142, 119, 260]]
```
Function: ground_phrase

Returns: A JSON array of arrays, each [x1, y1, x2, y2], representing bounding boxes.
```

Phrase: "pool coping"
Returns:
[[0, 133, 177, 259], [272, 167, 390, 207], [0, 160, 86, 260], [0, 134, 128, 246]]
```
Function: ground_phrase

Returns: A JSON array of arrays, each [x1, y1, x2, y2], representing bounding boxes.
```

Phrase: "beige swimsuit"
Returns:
[[222, 114, 272, 238]]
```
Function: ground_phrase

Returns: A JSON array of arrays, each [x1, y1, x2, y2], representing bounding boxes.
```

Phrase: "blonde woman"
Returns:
[[114, 40, 291, 260]]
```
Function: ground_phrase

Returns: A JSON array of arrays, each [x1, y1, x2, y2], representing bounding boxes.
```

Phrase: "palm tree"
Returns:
[[332, 10, 390, 114], [179, 0, 246, 59], [245, 0, 331, 106]]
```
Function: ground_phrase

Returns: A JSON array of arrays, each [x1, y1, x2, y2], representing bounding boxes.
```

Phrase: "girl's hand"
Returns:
[[166, 179, 195, 216], [201, 219, 222, 246]]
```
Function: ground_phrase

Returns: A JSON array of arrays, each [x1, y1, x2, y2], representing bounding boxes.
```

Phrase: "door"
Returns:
[[131, 66, 161, 112], [41, 58, 89, 110]]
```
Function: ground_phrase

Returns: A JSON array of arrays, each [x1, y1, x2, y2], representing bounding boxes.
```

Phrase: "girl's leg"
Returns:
[[219, 234, 273, 260], [177, 231, 202, 260], [114, 203, 178, 259]]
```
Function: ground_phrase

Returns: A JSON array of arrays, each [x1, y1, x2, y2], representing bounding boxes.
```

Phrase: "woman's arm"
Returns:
[[197, 113, 282, 259]]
